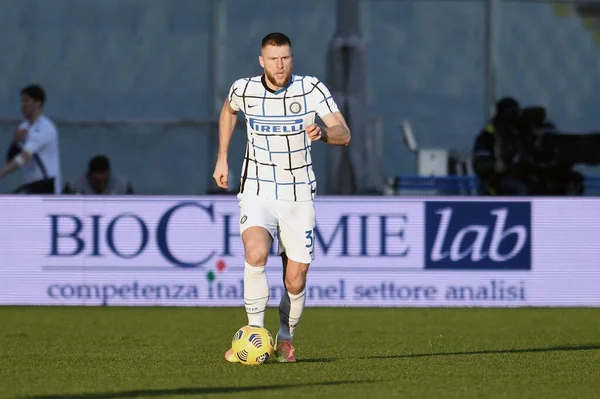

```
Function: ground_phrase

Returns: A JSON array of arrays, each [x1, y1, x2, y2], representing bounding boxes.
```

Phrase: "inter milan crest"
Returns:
[[289, 101, 302, 114]]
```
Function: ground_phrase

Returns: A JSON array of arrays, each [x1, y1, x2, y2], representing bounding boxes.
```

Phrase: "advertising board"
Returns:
[[1, 196, 598, 307]]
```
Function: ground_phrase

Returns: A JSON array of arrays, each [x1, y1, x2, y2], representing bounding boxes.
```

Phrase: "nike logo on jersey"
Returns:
[[248, 104, 258, 108]]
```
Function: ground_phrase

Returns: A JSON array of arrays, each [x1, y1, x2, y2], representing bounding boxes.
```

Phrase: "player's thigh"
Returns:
[[238, 194, 277, 265], [276, 200, 316, 265]]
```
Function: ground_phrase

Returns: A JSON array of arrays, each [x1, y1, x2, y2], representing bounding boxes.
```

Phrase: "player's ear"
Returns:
[[258, 55, 264, 68]]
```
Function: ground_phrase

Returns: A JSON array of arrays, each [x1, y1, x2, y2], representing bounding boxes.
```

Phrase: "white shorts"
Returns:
[[238, 194, 316, 264]]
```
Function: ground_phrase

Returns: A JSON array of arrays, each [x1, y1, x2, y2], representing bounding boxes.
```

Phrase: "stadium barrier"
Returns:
[[0, 195, 599, 307], [393, 175, 600, 196]]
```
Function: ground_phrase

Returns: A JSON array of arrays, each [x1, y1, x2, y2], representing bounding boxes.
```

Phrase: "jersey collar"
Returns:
[[261, 74, 294, 95]]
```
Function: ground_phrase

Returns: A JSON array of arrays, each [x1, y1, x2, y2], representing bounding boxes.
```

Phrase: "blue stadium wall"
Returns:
[[0, 0, 599, 194]]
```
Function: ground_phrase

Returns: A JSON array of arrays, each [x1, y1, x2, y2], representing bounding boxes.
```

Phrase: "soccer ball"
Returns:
[[231, 325, 274, 365]]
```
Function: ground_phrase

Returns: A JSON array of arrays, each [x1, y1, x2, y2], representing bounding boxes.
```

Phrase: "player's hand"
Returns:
[[213, 159, 229, 189], [306, 124, 322, 141]]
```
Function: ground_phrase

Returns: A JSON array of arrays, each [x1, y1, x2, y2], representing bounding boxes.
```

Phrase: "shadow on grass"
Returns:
[[22, 380, 375, 399], [295, 357, 336, 363], [365, 343, 600, 360], [263, 357, 335, 364], [245, 356, 336, 367]]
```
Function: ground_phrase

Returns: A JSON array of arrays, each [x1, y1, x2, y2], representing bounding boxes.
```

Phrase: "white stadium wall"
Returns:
[[1, 196, 599, 307]]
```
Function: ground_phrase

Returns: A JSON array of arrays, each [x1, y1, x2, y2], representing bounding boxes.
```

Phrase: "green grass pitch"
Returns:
[[1, 307, 600, 399]]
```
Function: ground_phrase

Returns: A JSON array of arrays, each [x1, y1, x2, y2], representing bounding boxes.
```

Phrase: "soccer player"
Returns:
[[213, 32, 351, 363]]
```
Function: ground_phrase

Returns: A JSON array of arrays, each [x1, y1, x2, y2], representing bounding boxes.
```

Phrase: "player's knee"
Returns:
[[284, 275, 306, 295], [245, 245, 269, 266]]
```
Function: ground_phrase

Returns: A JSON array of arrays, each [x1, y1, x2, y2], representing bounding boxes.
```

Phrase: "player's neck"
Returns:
[[26, 111, 42, 124], [261, 74, 291, 93]]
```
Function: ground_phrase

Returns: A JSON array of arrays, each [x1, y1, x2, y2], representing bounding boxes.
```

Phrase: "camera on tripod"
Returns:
[[518, 106, 600, 195]]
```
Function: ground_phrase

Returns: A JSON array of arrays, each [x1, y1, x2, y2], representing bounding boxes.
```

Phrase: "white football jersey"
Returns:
[[18, 115, 62, 194], [228, 74, 339, 202]]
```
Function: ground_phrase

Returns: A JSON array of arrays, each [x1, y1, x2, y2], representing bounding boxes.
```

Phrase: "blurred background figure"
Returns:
[[472, 97, 532, 196], [0, 84, 61, 194], [63, 154, 134, 195]]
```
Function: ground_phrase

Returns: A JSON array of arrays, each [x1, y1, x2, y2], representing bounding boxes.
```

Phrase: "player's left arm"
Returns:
[[319, 112, 351, 146], [306, 112, 351, 146], [306, 79, 351, 146]]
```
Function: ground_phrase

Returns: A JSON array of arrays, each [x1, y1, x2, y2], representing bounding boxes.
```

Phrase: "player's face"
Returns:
[[259, 44, 293, 89], [21, 94, 40, 119]]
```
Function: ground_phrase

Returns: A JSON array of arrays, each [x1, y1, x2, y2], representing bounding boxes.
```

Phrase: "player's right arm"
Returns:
[[6, 123, 28, 162], [213, 82, 241, 189], [0, 122, 54, 181]]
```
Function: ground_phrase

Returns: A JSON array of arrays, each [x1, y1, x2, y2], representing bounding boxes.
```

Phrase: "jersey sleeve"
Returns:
[[23, 122, 54, 155], [227, 80, 243, 112], [310, 78, 340, 119]]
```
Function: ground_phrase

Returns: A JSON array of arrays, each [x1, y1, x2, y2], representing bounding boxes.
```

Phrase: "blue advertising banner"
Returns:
[[425, 201, 531, 270]]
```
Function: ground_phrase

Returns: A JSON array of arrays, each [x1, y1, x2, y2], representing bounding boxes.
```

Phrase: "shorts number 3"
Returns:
[[305, 229, 314, 248]]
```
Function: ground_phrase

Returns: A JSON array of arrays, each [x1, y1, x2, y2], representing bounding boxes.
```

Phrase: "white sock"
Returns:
[[243, 261, 269, 327], [277, 289, 306, 342]]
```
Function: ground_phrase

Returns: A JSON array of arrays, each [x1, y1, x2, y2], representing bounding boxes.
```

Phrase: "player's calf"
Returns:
[[241, 227, 272, 327], [243, 262, 269, 327]]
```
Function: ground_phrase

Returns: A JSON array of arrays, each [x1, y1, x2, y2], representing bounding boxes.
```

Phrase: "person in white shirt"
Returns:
[[0, 84, 61, 194], [214, 32, 351, 363]]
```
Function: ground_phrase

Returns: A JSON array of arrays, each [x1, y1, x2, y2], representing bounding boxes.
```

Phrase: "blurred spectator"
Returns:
[[0, 84, 61, 194], [472, 97, 531, 195], [63, 155, 134, 195]]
